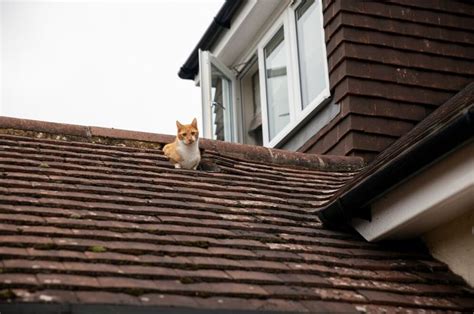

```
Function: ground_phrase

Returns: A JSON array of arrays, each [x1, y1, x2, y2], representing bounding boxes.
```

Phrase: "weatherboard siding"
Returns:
[[299, 0, 474, 161]]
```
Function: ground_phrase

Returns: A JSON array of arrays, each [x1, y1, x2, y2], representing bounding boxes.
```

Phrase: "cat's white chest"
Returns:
[[176, 140, 201, 169]]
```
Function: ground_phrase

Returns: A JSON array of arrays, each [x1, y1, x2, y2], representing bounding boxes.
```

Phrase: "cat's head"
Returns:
[[176, 118, 199, 145]]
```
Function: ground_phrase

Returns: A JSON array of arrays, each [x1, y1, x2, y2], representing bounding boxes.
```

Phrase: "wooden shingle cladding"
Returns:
[[300, 0, 474, 161]]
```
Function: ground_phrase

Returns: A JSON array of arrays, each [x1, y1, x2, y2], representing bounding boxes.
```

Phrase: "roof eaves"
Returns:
[[178, 0, 245, 80], [318, 82, 474, 228]]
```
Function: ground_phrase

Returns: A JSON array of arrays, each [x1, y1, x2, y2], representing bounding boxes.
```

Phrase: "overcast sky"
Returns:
[[1, 0, 223, 135]]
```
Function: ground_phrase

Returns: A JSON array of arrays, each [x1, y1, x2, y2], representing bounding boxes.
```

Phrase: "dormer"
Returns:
[[179, 0, 474, 161]]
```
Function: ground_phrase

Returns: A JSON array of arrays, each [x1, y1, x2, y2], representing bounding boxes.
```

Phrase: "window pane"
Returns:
[[296, 0, 326, 109], [264, 27, 290, 141], [252, 71, 261, 115], [211, 65, 233, 141]]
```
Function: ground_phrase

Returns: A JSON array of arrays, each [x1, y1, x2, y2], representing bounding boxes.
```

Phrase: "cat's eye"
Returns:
[[191, 132, 196, 136], [182, 133, 187, 137]]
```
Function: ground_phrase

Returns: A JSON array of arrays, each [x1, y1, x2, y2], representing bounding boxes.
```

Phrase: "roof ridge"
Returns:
[[0, 116, 364, 172]]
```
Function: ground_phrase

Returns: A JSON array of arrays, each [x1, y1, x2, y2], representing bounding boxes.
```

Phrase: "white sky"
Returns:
[[0, 0, 223, 135]]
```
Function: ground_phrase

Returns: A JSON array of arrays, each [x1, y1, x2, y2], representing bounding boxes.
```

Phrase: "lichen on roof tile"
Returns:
[[0, 118, 472, 313]]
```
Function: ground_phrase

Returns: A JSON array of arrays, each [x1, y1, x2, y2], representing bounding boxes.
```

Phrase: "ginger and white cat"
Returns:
[[163, 118, 201, 170]]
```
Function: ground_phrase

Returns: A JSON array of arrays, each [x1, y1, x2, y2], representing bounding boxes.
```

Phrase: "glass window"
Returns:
[[210, 65, 233, 141], [199, 1, 330, 147], [252, 71, 261, 116], [264, 27, 290, 141], [249, 70, 263, 145], [296, 0, 326, 109], [239, 58, 263, 146]]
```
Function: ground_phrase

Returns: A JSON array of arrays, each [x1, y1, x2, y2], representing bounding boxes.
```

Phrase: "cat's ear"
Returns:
[[176, 120, 183, 129], [191, 118, 198, 128]]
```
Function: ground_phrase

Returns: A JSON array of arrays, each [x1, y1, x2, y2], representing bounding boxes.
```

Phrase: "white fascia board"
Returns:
[[212, 0, 289, 68], [351, 142, 474, 242], [193, 0, 288, 81]]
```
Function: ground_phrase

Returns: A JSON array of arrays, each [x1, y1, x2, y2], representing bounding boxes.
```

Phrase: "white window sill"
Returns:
[[267, 89, 331, 148]]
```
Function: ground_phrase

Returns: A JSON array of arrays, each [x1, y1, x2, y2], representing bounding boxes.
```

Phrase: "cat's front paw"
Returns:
[[174, 164, 181, 169]]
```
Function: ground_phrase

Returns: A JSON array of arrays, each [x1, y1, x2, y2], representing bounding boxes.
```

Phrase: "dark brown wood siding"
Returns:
[[300, 0, 474, 161]]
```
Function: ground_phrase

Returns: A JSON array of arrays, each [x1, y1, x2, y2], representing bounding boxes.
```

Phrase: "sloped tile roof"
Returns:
[[0, 117, 473, 313]]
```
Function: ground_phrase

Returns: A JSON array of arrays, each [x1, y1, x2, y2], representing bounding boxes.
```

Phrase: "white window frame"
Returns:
[[199, 49, 240, 142], [198, 0, 330, 147], [257, 0, 330, 147]]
